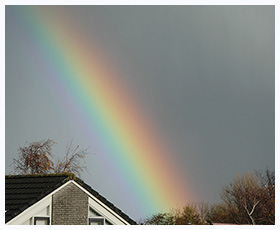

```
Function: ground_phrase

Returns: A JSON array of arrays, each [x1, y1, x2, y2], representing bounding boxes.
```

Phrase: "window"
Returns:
[[89, 217, 105, 225], [33, 205, 50, 225], [88, 206, 112, 225], [89, 206, 101, 217], [34, 217, 50, 225], [21, 205, 50, 225]]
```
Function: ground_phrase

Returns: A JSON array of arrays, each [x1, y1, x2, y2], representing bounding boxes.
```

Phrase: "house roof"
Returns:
[[5, 173, 137, 225]]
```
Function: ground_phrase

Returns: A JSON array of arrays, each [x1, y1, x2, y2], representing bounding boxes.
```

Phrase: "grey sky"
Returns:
[[5, 6, 274, 220]]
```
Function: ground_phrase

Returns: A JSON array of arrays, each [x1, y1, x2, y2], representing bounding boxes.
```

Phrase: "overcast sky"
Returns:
[[5, 5, 274, 220]]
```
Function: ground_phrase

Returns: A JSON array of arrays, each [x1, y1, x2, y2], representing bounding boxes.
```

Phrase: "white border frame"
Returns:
[[2, 2, 278, 230]]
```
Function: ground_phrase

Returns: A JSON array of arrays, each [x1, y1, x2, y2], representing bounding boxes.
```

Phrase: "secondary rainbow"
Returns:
[[13, 6, 195, 215]]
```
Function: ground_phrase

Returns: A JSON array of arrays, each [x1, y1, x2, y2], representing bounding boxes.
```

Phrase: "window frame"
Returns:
[[34, 216, 50, 225], [88, 217, 105, 225]]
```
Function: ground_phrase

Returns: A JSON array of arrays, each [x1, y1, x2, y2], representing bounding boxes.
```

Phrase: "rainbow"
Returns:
[[10, 6, 195, 215]]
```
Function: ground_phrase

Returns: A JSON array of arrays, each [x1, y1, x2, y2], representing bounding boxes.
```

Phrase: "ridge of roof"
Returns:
[[5, 172, 76, 179], [5, 173, 137, 225]]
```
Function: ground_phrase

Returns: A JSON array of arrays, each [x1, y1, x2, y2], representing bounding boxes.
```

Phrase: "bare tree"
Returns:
[[222, 173, 261, 224], [192, 202, 214, 223], [174, 205, 204, 225], [53, 140, 88, 177], [12, 139, 55, 174], [209, 202, 239, 224], [12, 139, 88, 177], [215, 170, 275, 225], [255, 169, 275, 224]]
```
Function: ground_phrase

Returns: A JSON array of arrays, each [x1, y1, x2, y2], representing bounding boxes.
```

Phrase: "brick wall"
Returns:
[[51, 182, 88, 225]]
